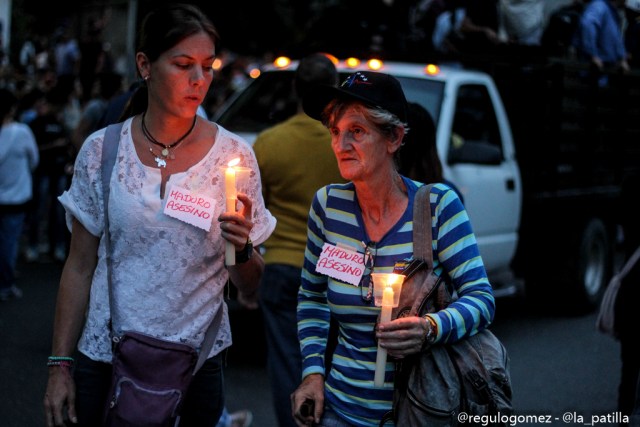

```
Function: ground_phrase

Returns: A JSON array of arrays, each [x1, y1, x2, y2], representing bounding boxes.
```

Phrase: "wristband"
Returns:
[[47, 360, 74, 368], [47, 356, 75, 368], [235, 239, 253, 264], [422, 315, 438, 348]]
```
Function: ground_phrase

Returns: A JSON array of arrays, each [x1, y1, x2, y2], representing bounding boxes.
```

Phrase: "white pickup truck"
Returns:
[[214, 56, 640, 311]]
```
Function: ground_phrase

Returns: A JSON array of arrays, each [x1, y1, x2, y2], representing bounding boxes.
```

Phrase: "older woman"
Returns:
[[290, 71, 495, 427]]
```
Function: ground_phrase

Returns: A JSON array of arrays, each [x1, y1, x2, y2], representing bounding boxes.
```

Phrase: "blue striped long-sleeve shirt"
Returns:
[[297, 178, 495, 426]]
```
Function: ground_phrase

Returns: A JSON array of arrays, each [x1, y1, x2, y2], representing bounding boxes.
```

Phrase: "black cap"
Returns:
[[303, 71, 408, 123]]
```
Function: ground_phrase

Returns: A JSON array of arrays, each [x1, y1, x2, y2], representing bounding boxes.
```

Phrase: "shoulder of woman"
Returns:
[[417, 182, 446, 198], [310, 182, 352, 208], [86, 117, 134, 153], [325, 182, 355, 198], [215, 123, 254, 149], [4, 122, 37, 144], [73, 126, 110, 166], [7, 121, 28, 134], [422, 182, 465, 210]]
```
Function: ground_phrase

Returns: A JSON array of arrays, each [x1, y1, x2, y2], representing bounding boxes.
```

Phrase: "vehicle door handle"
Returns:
[[506, 178, 515, 191]]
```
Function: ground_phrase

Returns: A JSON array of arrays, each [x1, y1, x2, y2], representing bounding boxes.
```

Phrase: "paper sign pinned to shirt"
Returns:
[[315, 243, 366, 286], [163, 184, 215, 231]]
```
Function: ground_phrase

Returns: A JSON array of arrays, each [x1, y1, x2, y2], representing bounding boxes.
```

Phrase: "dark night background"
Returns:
[[8, 0, 432, 64]]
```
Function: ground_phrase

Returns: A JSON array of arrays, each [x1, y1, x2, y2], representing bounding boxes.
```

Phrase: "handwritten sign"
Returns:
[[315, 243, 366, 286], [163, 184, 215, 231]]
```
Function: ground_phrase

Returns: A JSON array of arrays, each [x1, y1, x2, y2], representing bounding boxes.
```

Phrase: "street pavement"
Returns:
[[0, 253, 622, 427], [0, 257, 278, 427]]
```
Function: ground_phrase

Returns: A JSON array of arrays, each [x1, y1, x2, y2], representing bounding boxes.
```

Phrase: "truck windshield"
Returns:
[[214, 71, 445, 136], [395, 76, 444, 127], [214, 70, 298, 134]]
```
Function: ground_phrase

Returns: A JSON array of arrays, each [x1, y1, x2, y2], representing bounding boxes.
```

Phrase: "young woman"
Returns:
[[43, 5, 275, 426]]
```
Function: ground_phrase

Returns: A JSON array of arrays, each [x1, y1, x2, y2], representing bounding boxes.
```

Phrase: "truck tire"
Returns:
[[576, 219, 613, 308], [525, 218, 611, 313], [559, 218, 611, 312]]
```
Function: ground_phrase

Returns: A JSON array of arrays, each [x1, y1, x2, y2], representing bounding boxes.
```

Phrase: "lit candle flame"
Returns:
[[228, 158, 240, 168]]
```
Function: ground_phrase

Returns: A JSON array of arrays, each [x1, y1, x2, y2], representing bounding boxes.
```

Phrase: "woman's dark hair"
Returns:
[[398, 102, 443, 183], [120, 3, 220, 119], [0, 88, 18, 123], [137, 4, 219, 65]]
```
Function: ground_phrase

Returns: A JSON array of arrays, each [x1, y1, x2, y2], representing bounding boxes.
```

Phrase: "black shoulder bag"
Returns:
[[380, 184, 513, 426]]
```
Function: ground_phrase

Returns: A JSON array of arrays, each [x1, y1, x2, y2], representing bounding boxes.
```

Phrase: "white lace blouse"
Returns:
[[58, 117, 276, 363]]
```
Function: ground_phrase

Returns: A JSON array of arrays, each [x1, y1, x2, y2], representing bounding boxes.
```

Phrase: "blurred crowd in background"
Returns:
[[1, 0, 640, 267]]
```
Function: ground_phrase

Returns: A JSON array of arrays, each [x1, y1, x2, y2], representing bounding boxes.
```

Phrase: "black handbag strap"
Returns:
[[100, 122, 220, 373]]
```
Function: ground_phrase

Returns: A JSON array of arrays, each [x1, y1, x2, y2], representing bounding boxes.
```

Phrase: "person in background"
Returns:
[[70, 71, 123, 151], [25, 85, 72, 263], [0, 88, 39, 301], [397, 102, 464, 204], [290, 71, 495, 426], [541, 0, 587, 57], [499, 0, 545, 46], [432, 0, 502, 55], [462, 0, 502, 51], [56, 75, 83, 141], [573, 0, 630, 73], [403, 0, 449, 56], [96, 80, 142, 129], [53, 24, 80, 80], [17, 87, 45, 125], [252, 52, 345, 427], [42, 4, 275, 426]]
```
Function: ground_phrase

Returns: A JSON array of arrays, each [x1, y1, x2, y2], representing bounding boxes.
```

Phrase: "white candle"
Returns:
[[374, 285, 394, 387], [224, 159, 240, 266], [381, 285, 394, 307]]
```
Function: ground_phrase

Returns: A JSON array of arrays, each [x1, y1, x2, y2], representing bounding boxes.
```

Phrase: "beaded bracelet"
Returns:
[[47, 360, 74, 369], [47, 356, 74, 368]]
